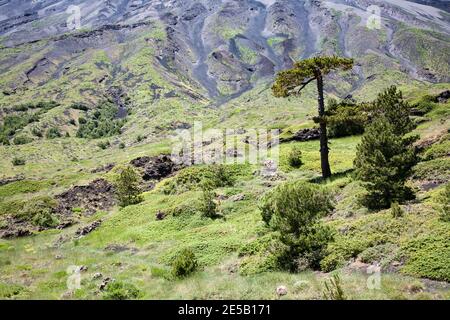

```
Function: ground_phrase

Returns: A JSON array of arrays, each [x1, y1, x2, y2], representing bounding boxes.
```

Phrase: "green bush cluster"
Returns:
[[199, 183, 217, 219], [161, 164, 240, 195], [435, 183, 450, 222], [390, 202, 404, 218], [97, 141, 111, 150], [287, 145, 303, 168], [423, 137, 450, 161], [259, 181, 334, 271], [13, 135, 33, 145], [171, 248, 198, 278], [76, 102, 126, 139], [103, 281, 142, 300], [46, 127, 62, 139], [325, 99, 367, 138], [0, 101, 59, 145], [13, 196, 59, 228]]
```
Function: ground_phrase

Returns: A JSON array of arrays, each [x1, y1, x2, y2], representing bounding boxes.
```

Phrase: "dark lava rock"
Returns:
[[90, 163, 115, 174], [130, 155, 182, 181], [436, 90, 450, 103], [99, 277, 114, 291], [283, 128, 321, 142], [105, 244, 138, 254], [55, 179, 116, 216], [410, 108, 427, 116], [0, 175, 25, 186], [0, 227, 33, 239], [155, 210, 167, 221], [75, 220, 102, 237], [182, 3, 207, 21]]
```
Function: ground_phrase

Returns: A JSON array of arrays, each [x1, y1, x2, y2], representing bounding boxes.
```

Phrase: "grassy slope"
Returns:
[[0, 92, 449, 299], [0, 25, 449, 299]]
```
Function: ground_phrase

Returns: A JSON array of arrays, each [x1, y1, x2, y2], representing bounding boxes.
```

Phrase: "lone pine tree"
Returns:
[[115, 166, 143, 207], [370, 85, 415, 136], [354, 117, 418, 209], [272, 56, 354, 178]]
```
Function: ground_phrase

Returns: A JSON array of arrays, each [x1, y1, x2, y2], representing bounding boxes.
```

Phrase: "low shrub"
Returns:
[[161, 164, 241, 195], [14, 196, 59, 228], [97, 141, 110, 150], [259, 181, 334, 271], [13, 135, 32, 145], [435, 183, 450, 222], [12, 157, 25, 166], [70, 103, 89, 111], [287, 145, 303, 168], [323, 274, 346, 300], [391, 202, 404, 218], [171, 248, 198, 278], [46, 127, 61, 139], [31, 127, 43, 138], [199, 183, 217, 219], [325, 99, 367, 138], [423, 139, 450, 161], [102, 281, 142, 300]]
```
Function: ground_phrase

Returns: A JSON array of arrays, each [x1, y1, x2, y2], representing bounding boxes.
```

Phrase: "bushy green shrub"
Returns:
[[259, 181, 334, 271], [13, 135, 32, 145], [391, 202, 404, 218], [423, 139, 450, 161], [171, 248, 198, 278], [114, 166, 143, 207], [136, 135, 144, 142], [14, 196, 59, 228], [287, 145, 303, 168], [97, 141, 110, 150], [0, 134, 9, 145], [0, 101, 59, 145], [103, 281, 142, 300], [161, 164, 239, 195], [323, 274, 346, 300], [46, 127, 61, 139], [31, 127, 43, 138], [0, 283, 24, 299], [199, 183, 217, 218], [326, 99, 367, 138], [70, 103, 89, 111], [435, 183, 450, 222], [12, 157, 25, 166], [78, 117, 87, 124]]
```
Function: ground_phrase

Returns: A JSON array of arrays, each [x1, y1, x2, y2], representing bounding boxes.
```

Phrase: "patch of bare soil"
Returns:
[[130, 155, 184, 182], [55, 179, 117, 216]]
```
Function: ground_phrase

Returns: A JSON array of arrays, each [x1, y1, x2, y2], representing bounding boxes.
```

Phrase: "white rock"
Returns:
[[276, 285, 288, 296]]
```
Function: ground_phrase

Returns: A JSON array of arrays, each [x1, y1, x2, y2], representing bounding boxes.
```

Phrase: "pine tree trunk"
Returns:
[[316, 73, 332, 179]]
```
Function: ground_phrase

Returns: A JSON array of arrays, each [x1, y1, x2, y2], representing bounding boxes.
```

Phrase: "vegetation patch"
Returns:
[[76, 101, 126, 139]]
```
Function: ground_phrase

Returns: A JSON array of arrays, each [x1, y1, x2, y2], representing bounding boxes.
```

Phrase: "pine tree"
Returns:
[[354, 117, 418, 209], [370, 86, 415, 136], [115, 166, 143, 207], [272, 56, 354, 178]]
